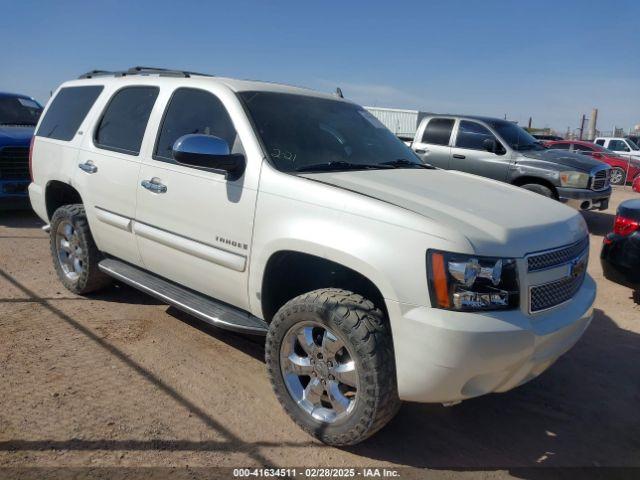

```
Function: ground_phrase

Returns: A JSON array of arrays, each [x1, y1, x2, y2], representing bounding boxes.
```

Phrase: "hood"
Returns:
[[301, 169, 587, 257], [0, 125, 36, 147], [520, 148, 603, 171]]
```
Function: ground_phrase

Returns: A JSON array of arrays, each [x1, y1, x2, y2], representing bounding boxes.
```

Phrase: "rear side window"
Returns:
[[455, 121, 495, 150], [36, 86, 103, 141], [551, 142, 570, 150], [595, 139, 605, 146], [154, 88, 239, 161], [95, 86, 159, 155], [422, 118, 454, 146]]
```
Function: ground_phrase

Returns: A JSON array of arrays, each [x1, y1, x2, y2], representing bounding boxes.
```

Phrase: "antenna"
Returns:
[[335, 87, 344, 99]]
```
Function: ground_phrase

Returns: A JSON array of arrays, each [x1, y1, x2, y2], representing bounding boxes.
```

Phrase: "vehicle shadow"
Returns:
[[0, 209, 44, 230], [88, 282, 164, 306], [347, 308, 640, 471], [166, 307, 266, 363], [582, 210, 615, 237]]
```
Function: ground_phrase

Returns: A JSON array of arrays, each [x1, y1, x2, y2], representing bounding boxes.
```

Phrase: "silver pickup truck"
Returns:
[[410, 114, 612, 210]]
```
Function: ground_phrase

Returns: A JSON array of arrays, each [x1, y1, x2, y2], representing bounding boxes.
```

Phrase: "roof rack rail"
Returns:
[[78, 66, 214, 79], [78, 70, 116, 79]]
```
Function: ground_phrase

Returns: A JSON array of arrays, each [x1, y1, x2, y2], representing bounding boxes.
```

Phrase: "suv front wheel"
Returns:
[[266, 288, 400, 446], [50, 204, 112, 294], [520, 183, 554, 198]]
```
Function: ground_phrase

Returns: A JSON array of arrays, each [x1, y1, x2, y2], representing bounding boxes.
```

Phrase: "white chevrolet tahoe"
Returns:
[[29, 67, 595, 446]]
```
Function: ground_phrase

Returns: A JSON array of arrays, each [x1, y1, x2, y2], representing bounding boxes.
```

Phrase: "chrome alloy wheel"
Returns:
[[280, 321, 360, 424], [610, 168, 625, 185], [55, 220, 84, 281]]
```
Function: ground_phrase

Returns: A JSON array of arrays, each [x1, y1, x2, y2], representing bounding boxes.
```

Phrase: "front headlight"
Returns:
[[559, 171, 590, 189], [426, 250, 519, 311]]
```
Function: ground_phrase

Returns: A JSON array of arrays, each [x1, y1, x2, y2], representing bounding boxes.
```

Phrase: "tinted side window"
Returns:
[[422, 118, 454, 146], [95, 87, 159, 155], [155, 88, 239, 161], [36, 86, 103, 141], [595, 139, 605, 146], [551, 142, 570, 150], [455, 121, 495, 150], [609, 140, 628, 151]]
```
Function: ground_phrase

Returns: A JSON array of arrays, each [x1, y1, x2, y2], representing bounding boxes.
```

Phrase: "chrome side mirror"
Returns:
[[172, 134, 245, 180]]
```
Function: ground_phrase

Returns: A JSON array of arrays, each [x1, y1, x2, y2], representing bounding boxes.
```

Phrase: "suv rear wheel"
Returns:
[[50, 204, 112, 294], [266, 288, 400, 446]]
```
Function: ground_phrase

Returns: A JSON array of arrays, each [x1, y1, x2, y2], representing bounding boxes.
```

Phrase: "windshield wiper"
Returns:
[[380, 159, 434, 169], [296, 161, 393, 172]]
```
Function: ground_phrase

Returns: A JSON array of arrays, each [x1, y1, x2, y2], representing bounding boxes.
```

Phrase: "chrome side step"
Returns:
[[98, 258, 268, 335]]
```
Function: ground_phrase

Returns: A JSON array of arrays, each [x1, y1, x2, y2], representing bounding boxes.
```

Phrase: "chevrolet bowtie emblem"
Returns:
[[569, 254, 587, 279]]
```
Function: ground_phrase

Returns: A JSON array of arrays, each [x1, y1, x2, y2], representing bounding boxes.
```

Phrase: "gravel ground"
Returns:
[[1, 188, 639, 479]]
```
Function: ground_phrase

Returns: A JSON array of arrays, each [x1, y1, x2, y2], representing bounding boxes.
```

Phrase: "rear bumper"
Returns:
[[601, 234, 640, 288], [558, 186, 611, 211], [27, 182, 48, 221], [388, 274, 595, 403]]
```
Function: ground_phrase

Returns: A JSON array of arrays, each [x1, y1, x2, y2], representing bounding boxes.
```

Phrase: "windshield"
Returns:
[[627, 139, 640, 151], [491, 121, 544, 151], [0, 96, 42, 126], [239, 91, 422, 172]]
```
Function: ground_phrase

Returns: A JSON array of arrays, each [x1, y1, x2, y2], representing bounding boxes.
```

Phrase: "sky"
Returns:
[[1, 0, 639, 134]]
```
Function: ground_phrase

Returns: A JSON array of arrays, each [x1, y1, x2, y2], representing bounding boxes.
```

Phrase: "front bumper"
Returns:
[[0, 179, 31, 209], [388, 274, 595, 403], [558, 186, 611, 211]]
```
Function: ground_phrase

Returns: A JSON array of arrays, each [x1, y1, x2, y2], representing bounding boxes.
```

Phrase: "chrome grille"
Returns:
[[530, 272, 586, 312], [527, 237, 589, 272], [591, 168, 610, 191], [0, 146, 30, 179]]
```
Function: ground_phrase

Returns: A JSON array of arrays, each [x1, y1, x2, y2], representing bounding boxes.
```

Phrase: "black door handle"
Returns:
[[453, 154, 466, 159], [415, 149, 428, 154]]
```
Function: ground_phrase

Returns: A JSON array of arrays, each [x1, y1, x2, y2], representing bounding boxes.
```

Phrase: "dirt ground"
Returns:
[[1, 188, 639, 479]]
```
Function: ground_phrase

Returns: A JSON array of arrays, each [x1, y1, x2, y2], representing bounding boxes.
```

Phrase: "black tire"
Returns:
[[610, 167, 627, 186], [266, 288, 400, 446], [520, 183, 555, 198], [49, 204, 112, 294]]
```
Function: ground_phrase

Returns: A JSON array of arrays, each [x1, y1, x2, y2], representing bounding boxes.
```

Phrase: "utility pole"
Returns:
[[587, 108, 598, 141], [578, 114, 586, 140], [528, 117, 532, 129]]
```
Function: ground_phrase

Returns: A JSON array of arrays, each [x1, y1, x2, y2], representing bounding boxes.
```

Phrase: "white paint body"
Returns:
[[29, 74, 594, 403], [594, 137, 640, 160]]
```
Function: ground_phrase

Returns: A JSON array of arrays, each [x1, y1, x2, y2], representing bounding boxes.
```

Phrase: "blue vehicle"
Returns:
[[0, 92, 43, 209]]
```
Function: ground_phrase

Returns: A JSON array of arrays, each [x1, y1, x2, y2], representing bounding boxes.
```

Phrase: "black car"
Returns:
[[601, 199, 640, 288], [532, 134, 563, 141]]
